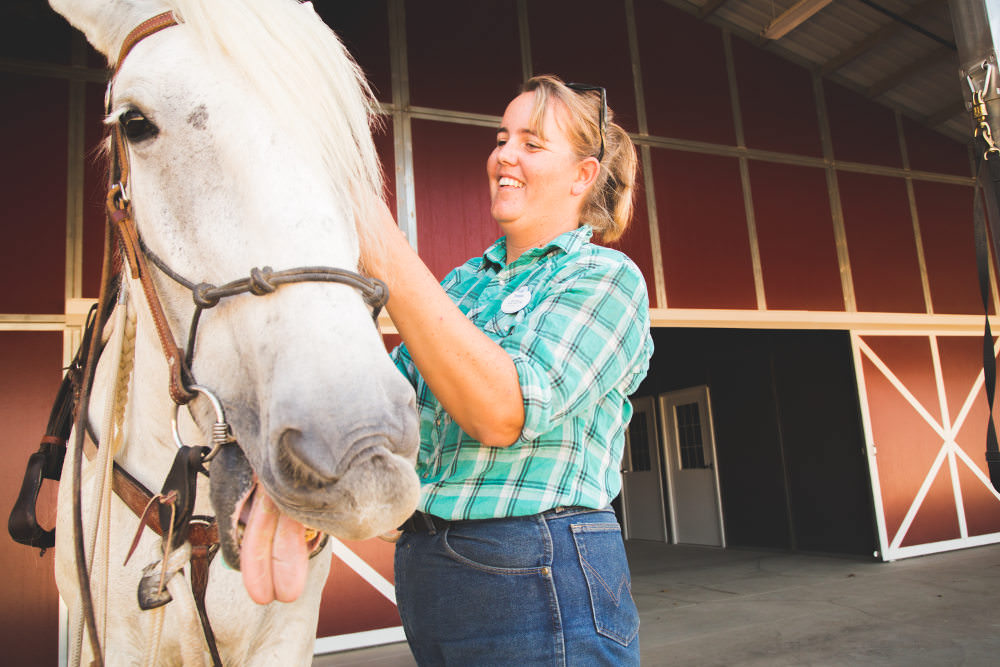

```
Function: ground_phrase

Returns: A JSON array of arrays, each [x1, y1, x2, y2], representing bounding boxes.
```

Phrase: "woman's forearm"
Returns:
[[369, 210, 524, 447]]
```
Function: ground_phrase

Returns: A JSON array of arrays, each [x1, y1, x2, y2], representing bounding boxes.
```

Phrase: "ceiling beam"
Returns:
[[698, 0, 729, 19], [923, 100, 966, 129], [866, 44, 957, 98], [819, 0, 942, 77]]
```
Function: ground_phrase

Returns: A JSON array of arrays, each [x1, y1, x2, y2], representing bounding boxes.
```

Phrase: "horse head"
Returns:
[[51, 0, 420, 605]]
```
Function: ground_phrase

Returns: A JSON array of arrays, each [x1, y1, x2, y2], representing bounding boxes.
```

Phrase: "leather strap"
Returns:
[[113, 210, 197, 404], [973, 136, 1000, 492], [112, 462, 222, 666], [9, 302, 104, 551], [107, 10, 194, 406], [114, 12, 178, 74], [112, 462, 219, 545]]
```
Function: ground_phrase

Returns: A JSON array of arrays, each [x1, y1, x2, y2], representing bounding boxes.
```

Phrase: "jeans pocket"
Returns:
[[570, 522, 639, 646], [443, 517, 547, 574]]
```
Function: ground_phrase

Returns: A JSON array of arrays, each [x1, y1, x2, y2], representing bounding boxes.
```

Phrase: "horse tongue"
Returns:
[[241, 487, 309, 604]]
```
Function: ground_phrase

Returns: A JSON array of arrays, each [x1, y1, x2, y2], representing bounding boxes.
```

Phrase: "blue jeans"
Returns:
[[394, 506, 640, 666]]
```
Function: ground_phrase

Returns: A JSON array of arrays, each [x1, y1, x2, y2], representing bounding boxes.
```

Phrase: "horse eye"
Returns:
[[120, 109, 158, 142]]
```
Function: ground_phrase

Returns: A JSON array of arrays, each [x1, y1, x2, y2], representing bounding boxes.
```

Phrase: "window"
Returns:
[[628, 410, 652, 472], [676, 402, 708, 469]]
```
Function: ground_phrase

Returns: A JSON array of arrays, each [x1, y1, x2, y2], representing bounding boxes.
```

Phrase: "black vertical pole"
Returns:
[[950, 0, 1000, 491]]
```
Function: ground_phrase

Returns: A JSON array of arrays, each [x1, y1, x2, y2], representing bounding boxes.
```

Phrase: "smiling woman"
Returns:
[[364, 74, 653, 665]]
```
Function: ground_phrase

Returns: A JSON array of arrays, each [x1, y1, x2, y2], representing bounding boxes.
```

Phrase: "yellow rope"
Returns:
[[81, 297, 136, 661], [143, 607, 165, 667]]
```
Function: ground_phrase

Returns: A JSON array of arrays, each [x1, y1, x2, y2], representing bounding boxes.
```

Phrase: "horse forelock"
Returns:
[[163, 0, 384, 260]]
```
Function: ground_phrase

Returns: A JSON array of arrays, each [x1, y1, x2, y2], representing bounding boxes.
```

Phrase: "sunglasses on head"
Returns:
[[566, 82, 607, 162]]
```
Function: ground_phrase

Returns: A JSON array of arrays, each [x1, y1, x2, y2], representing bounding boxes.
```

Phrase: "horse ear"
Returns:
[[48, 0, 170, 61]]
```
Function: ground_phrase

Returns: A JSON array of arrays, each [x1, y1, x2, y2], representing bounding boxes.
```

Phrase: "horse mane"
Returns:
[[166, 0, 384, 259]]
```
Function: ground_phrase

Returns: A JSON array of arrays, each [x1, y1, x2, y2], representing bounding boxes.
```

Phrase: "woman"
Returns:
[[365, 74, 653, 665]]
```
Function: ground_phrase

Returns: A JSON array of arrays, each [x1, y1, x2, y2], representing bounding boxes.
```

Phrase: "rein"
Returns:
[[63, 10, 388, 666]]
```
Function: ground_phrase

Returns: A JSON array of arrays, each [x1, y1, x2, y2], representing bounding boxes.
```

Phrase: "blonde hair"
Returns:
[[522, 75, 638, 242]]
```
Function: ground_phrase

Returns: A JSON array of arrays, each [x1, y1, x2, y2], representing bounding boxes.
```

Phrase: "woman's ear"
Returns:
[[571, 156, 601, 196]]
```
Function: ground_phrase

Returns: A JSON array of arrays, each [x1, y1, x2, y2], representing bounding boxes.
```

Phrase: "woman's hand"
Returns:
[[364, 200, 524, 447]]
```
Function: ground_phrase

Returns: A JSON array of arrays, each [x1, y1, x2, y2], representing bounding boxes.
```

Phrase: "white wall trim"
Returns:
[[314, 626, 407, 655]]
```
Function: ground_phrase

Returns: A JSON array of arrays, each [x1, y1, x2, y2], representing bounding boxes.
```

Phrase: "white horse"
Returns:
[[49, 0, 419, 664]]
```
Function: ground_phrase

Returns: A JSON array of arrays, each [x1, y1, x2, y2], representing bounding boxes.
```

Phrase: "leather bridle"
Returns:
[[105, 12, 387, 405], [72, 11, 388, 666]]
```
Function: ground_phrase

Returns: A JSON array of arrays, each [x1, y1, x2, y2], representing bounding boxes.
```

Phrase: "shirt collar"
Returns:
[[482, 225, 593, 270]]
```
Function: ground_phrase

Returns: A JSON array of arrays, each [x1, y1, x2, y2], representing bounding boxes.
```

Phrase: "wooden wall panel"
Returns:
[[913, 180, 980, 315], [749, 161, 843, 310], [0, 332, 63, 666], [863, 335, 941, 415], [603, 173, 658, 307], [959, 464, 1000, 536], [860, 346, 946, 541], [901, 115, 971, 177], [317, 539, 399, 636], [858, 335, 1000, 557], [0, 6, 73, 63], [839, 171, 926, 313], [731, 38, 821, 157], [528, 0, 639, 132], [0, 73, 67, 314], [411, 119, 497, 280], [407, 0, 522, 115], [652, 148, 756, 309], [635, 0, 735, 146], [374, 121, 397, 218], [938, 336, 989, 417], [824, 82, 902, 168], [83, 81, 108, 299], [897, 471, 961, 547], [316, 2, 393, 104]]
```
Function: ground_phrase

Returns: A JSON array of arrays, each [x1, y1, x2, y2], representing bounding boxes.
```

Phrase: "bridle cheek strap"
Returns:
[[107, 11, 196, 405], [107, 192, 198, 404]]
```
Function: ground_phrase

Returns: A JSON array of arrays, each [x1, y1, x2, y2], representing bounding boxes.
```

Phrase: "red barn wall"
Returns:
[[1, 0, 990, 658]]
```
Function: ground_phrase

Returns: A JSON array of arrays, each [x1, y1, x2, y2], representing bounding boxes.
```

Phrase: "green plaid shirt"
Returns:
[[391, 225, 653, 520]]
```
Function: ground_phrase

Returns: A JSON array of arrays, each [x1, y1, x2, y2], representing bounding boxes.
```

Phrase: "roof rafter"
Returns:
[[819, 0, 942, 77], [866, 44, 957, 98], [698, 0, 730, 19]]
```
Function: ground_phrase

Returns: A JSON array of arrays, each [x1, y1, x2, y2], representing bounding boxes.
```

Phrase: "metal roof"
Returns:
[[672, 0, 972, 142]]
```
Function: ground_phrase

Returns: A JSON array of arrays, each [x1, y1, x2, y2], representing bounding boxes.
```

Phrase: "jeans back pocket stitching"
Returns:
[[570, 525, 639, 646], [580, 559, 630, 606]]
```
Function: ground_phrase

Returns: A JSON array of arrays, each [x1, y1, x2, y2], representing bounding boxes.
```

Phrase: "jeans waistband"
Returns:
[[399, 506, 604, 534]]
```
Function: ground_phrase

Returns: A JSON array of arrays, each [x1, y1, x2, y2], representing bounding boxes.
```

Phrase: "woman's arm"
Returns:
[[364, 201, 524, 448]]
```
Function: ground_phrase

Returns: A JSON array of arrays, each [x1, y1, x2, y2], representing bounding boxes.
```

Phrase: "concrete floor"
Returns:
[[314, 540, 1000, 666]]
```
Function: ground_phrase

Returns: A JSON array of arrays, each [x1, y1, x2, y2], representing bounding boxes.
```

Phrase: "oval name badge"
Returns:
[[501, 286, 532, 314]]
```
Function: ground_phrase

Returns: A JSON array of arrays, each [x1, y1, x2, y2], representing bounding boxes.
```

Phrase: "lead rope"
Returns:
[[72, 292, 136, 665]]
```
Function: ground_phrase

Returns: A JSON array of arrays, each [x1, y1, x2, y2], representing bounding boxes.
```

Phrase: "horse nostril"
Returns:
[[276, 428, 337, 487]]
